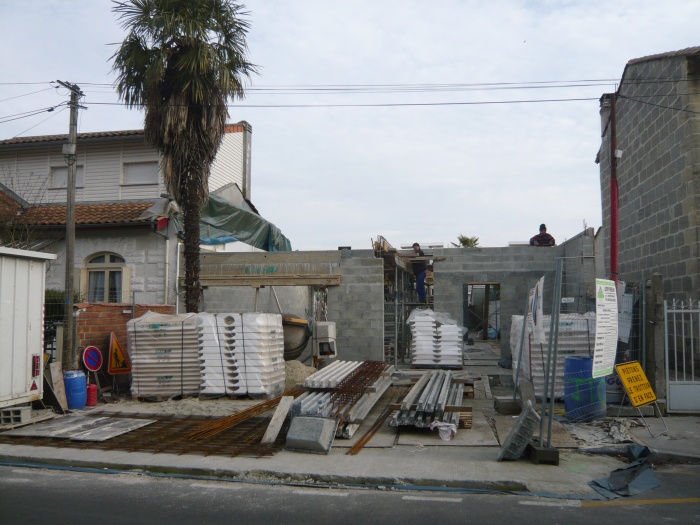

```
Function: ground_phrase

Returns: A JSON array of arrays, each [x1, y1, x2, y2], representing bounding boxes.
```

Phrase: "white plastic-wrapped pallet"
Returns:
[[511, 312, 597, 399], [127, 311, 201, 398], [234, 312, 285, 398]]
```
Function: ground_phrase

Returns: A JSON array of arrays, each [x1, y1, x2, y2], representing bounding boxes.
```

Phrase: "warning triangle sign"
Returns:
[[108, 332, 132, 375], [30, 380, 38, 391]]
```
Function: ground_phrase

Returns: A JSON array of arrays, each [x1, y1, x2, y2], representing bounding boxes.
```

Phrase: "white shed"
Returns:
[[0, 246, 56, 408]]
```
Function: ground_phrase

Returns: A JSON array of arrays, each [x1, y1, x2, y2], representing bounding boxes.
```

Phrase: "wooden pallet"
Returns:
[[458, 408, 473, 429]]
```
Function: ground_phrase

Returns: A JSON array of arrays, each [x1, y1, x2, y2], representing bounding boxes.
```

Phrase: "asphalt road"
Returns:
[[1, 463, 699, 524]]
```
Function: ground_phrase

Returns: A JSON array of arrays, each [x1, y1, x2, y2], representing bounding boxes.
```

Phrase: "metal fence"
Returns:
[[665, 299, 700, 413], [511, 257, 648, 446]]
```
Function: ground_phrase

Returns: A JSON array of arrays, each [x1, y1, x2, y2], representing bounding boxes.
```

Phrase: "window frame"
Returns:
[[80, 252, 130, 304], [122, 161, 159, 186], [50, 165, 84, 189]]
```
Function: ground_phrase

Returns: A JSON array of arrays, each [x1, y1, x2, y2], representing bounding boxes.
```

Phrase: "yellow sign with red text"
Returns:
[[615, 361, 656, 407]]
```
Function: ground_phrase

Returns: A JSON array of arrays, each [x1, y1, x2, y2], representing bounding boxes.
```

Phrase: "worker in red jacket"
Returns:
[[530, 224, 556, 247]]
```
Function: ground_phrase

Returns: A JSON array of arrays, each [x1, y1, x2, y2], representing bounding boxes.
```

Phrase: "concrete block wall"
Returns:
[[326, 249, 384, 362], [190, 249, 384, 363], [431, 245, 564, 359], [599, 54, 700, 299]]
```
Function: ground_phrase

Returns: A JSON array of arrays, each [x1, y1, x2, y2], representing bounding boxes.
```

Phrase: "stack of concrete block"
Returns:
[[127, 312, 202, 398]]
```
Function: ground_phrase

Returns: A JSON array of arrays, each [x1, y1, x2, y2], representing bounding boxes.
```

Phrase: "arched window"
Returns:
[[82, 253, 128, 303]]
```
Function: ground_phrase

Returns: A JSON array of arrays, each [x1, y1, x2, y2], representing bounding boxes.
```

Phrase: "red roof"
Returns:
[[11, 201, 155, 226], [1, 122, 249, 146]]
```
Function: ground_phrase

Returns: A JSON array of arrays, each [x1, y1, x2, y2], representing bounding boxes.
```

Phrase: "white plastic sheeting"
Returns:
[[511, 312, 597, 399], [127, 311, 285, 398]]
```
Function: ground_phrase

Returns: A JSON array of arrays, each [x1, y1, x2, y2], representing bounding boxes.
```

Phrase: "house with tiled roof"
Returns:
[[0, 122, 268, 305]]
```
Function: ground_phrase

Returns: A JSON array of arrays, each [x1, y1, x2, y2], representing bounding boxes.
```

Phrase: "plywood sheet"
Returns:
[[3, 415, 155, 442]]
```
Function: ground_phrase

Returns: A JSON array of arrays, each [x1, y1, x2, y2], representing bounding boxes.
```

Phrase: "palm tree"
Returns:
[[111, 0, 256, 312], [452, 234, 479, 248]]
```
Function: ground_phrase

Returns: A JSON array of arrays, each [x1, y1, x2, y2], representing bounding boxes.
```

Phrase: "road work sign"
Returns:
[[615, 361, 657, 407]]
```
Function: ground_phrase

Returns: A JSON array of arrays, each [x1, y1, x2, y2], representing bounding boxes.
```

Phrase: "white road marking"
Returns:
[[402, 495, 463, 503], [518, 500, 582, 507], [190, 483, 242, 490], [292, 490, 349, 497]]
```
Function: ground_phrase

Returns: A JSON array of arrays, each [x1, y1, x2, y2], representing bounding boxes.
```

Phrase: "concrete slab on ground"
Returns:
[[493, 414, 579, 449], [629, 415, 700, 461]]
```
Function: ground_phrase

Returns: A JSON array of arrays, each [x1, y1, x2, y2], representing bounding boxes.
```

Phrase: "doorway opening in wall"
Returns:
[[463, 282, 501, 342]]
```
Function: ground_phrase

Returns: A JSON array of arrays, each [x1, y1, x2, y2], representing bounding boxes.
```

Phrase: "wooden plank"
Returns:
[[199, 251, 341, 265], [182, 275, 341, 287], [260, 396, 294, 444], [49, 362, 68, 410]]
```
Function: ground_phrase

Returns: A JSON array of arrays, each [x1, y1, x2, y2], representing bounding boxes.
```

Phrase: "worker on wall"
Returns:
[[530, 224, 556, 247]]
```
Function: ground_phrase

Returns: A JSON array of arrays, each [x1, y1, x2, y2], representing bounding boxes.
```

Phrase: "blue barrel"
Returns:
[[64, 370, 87, 410], [564, 356, 606, 422]]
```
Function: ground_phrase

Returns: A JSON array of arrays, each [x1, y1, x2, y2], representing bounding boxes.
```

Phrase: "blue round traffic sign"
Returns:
[[82, 346, 103, 372]]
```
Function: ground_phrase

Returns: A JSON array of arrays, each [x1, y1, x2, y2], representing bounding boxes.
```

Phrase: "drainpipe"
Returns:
[[609, 94, 619, 286]]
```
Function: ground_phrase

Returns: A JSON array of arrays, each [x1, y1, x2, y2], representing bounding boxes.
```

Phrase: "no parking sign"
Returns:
[[82, 346, 103, 372]]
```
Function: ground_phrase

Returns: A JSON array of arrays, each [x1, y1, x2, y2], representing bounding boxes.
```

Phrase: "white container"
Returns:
[[0, 247, 56, 408]]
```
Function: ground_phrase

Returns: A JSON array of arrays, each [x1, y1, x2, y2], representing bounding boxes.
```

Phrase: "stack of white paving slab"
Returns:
[[408, 310, 463, 368], [127, 312, 201, 398]]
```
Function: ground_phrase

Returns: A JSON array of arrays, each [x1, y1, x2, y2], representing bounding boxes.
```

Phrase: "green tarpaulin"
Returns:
[[174, 193, 291, 252]]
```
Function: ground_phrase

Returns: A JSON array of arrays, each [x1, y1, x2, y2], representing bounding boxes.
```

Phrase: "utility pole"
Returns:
[[57, 80, 83, 371]]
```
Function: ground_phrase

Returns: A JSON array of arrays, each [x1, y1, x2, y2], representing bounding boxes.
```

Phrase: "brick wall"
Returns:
[[76, 303, 175, 363]]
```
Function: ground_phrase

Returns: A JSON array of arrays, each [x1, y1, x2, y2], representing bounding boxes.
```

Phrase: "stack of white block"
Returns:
[[409, 312, 462, 367], [128, 311, 285, 398], [128, 312, 202, 398]]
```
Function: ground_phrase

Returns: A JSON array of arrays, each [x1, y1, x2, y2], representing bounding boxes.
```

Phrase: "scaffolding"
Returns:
[[374, 236, 429, 366]]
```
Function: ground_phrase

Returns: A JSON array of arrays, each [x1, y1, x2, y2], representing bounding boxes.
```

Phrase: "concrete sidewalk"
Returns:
[[1, 348, 699, 498]]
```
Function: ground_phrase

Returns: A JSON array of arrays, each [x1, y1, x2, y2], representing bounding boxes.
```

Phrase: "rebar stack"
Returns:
[[296, 360, 394, 438]]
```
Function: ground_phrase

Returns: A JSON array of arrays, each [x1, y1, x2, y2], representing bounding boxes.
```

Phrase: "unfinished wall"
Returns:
[[431, 230, 596, 360], [189, 249, 385, 363]]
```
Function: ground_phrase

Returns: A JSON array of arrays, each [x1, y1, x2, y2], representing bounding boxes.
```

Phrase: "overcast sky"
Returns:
[[1, 1, 699, 250]]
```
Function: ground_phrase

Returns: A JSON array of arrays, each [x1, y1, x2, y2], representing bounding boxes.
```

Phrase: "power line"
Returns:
[[0, 87, 56, 103], [0, 104, 65, 124]]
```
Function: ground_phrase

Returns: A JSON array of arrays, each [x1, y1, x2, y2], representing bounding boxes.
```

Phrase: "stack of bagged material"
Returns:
[[408, 309, 463, 368], [127, 311, 285, 399], [127, 312, 201, 398]]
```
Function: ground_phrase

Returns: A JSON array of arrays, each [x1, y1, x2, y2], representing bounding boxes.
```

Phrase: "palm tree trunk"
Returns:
[[183, 175, 202, 313]]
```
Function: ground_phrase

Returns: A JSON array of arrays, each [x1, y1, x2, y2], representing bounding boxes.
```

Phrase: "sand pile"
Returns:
[[285, 360, 316, 391]]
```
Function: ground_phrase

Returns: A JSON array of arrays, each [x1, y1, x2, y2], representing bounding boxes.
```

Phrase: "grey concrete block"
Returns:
[[286, 416, 338, 454]]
